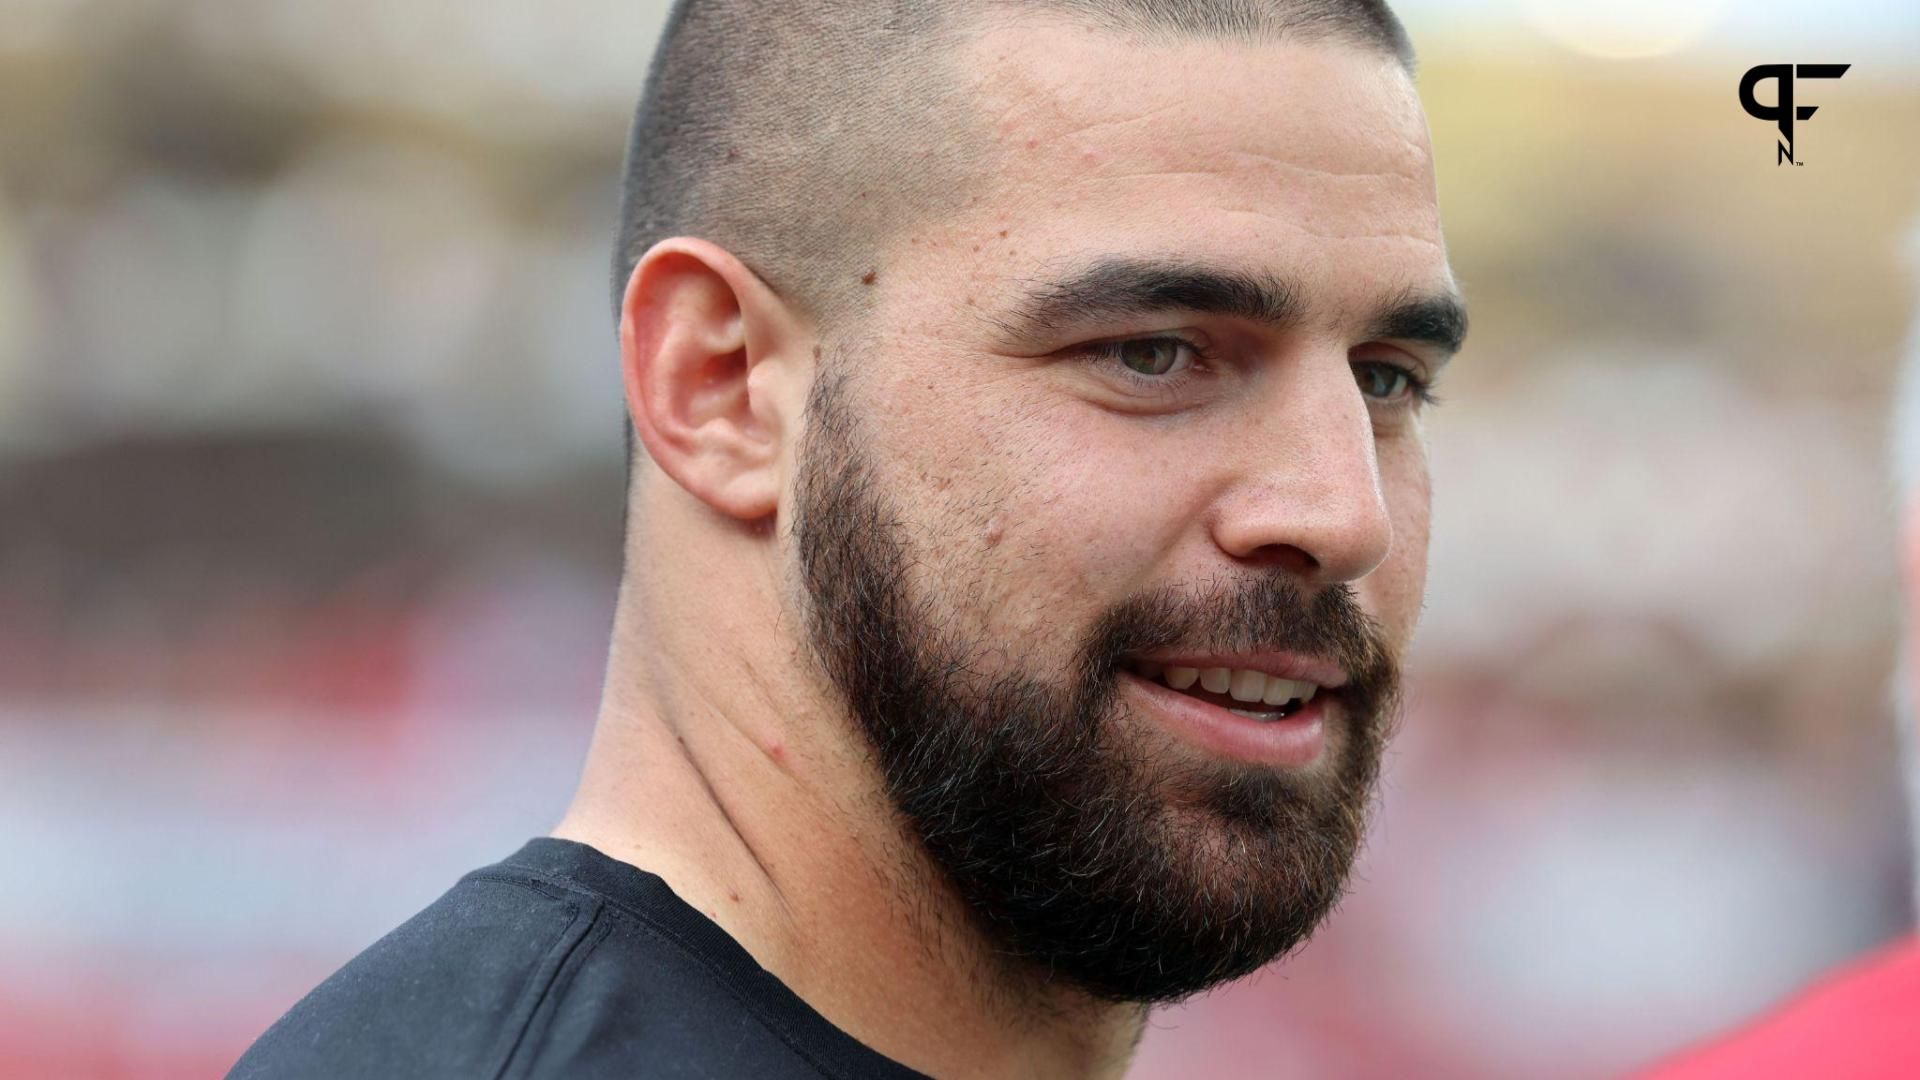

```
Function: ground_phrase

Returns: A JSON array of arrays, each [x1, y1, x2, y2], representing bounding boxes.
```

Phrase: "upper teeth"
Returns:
[[1158, 666, 1318, 706]]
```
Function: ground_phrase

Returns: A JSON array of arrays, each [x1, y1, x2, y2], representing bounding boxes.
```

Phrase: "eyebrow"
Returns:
[[996, 257, 1468, 361], [1368, 287, 1469, 361]]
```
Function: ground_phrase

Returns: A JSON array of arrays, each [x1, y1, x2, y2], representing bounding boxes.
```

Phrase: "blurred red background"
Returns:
[[3, 2, 1918, 1077]]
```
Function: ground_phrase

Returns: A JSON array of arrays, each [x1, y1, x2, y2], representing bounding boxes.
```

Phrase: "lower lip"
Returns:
[[1121, 671, 1329, 768]]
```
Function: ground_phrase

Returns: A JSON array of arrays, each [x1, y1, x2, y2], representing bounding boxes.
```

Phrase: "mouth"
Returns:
[[1118, 657, 1341, 768], [1124, 660, 1321, 722]]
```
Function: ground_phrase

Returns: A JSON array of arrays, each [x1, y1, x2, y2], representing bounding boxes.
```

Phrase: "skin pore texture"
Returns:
[[555, 18, 1459, 1080]]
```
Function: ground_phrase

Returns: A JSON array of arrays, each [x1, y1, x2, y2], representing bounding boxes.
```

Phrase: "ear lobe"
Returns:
[[620, 239, 802, 522]]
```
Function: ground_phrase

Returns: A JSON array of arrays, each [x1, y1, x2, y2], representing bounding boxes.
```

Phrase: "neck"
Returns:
[[553, 572, 1145, 1079]]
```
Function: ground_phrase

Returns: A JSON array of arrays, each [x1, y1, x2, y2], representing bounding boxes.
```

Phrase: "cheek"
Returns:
[[1368, 439, 1433, 648], [865, 368, 1190, 649]]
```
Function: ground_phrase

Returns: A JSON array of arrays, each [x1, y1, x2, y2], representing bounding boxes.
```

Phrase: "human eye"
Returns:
[[1351, 357, 1439, 408], [1080, 335, 1207, 385]]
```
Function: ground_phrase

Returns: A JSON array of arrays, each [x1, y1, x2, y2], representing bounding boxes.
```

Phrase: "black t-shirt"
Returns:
[[229, 837, 931, 1079]]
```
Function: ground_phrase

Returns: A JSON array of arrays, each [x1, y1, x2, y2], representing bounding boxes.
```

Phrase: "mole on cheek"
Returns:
[[984, 515, 1006, 547]]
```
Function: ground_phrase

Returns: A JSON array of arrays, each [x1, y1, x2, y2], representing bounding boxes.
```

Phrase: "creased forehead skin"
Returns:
[[978, 27, 1433, 213]]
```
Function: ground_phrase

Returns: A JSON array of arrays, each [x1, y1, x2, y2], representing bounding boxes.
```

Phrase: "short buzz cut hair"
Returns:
[[611, 0, 1413, 467]]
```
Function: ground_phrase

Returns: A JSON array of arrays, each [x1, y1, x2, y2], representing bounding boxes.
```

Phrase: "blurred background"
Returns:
[[2, 1, 1917, 1077]]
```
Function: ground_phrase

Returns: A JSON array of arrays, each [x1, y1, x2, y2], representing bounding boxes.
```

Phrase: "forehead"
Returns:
[[874, 20, 1450, 334]]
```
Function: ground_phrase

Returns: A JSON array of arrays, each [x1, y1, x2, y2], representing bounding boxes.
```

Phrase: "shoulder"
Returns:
[[229, 865, 603, 1080], [227, 841, 908, 1080], [1635, 936, 1920, 1080]]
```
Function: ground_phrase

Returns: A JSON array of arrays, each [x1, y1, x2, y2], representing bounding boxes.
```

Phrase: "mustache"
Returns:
[[1079, 575, 1394, 697]]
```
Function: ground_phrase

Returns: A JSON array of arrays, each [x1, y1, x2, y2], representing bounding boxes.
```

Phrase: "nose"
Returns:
[[1209, 351, 1395, 585]]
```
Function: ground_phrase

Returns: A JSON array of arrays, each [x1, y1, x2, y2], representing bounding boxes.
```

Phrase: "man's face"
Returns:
[[790, 27, 1456, 1003]]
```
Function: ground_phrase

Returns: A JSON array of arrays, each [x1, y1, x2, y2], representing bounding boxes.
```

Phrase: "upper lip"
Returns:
[[1127, 650, 1349, 689]]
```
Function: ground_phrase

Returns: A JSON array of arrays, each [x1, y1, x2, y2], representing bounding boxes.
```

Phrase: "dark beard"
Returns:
[[793, 368, 1401, 1004]]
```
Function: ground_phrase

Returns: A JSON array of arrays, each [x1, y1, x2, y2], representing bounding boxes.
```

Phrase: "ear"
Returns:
[[619, 238, 810, 521]]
